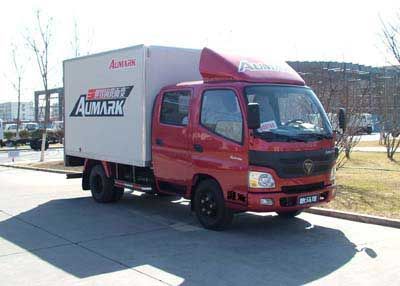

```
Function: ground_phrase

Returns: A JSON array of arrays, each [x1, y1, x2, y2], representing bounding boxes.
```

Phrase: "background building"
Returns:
[[288, 62, 400, 132], [0, 102, 34, 122]]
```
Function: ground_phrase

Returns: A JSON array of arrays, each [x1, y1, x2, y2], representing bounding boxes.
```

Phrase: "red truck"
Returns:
[[64, 45, 343, 230]]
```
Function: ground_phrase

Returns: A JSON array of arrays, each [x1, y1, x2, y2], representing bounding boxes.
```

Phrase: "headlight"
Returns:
[[249, 171, 276, 189], [330, 167, 336, 181]]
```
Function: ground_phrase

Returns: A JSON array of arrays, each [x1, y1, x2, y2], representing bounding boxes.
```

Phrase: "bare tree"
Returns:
[[4, 44, 25, 143], [380, 12, 400, 159], [70, 18, 94, 57], [333, 66, 371, 167], [70, 18, 80, 57], [382, 11, 400, 65], [293, 61, 371, 168], [375, 73, 400, 159], [25, 10, 53, 161]]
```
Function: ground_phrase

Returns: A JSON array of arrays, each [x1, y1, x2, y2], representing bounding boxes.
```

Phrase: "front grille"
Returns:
[[281, 182, 324, 194], [249, 149, 336, 178]]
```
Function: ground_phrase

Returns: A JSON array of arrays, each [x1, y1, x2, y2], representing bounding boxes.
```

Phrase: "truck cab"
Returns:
[[66, 46, 337, 230], [151, 49, 336, 229]]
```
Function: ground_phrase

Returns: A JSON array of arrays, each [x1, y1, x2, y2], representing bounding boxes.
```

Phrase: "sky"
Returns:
[[0, 0, 399, 103]]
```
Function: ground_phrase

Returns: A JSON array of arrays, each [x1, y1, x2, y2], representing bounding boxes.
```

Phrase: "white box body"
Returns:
[[64, 45, 201, 166]]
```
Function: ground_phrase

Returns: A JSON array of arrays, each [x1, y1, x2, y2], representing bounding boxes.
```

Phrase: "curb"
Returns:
[[304, 207, 400, 229], [0, 147, 63, 153], [0, 163, 79, 175]]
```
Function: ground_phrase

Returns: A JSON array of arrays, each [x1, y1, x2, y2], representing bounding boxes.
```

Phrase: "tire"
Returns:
[[89, 165, 115, 203], [194, 179, 233, 230], [30, 139, 49, 151], [277, 210, 302, 218], [112, 187, 124, 202]]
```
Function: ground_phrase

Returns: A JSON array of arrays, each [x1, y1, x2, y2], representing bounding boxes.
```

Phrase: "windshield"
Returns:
[[245, 85, 332, 141]]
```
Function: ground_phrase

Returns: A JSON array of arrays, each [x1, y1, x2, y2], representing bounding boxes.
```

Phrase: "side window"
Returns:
[[201, 89, 243, 143], [160, 91, 190, 126]]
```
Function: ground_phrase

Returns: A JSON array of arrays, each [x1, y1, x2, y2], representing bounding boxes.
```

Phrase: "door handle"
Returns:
[[193, 144, 203, 153], [156, 138, 164, 146]]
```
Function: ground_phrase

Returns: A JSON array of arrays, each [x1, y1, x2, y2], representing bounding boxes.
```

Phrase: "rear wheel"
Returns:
[[194, 180, 233, 230], [112, 187, 124, 202], [276, 210, 303, 218], [89, 165, 120, 203]]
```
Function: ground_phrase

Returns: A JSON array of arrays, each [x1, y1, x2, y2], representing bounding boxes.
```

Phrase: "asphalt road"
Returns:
[[0, 167, 399, 286], [0, 148, 63, 164]]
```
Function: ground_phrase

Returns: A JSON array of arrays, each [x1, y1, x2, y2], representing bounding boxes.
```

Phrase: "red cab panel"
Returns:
[[190, 85, 249, 207], [152, 89, 193, 194]]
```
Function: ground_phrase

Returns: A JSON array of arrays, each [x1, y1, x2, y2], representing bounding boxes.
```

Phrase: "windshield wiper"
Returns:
[[254, 131, 307, 142], [297, 133, 333, 140]]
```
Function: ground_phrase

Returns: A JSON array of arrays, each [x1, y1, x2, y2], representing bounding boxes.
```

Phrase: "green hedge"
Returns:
[[4, 131, 14, 140], [19, 130, 30, 139]]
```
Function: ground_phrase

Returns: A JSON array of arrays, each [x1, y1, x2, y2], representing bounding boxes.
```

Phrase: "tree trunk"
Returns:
[[16, 80, 21, 142], [39, 91, 50, 162], [40, 132, 47, 162], [345, 147, 350, 159]]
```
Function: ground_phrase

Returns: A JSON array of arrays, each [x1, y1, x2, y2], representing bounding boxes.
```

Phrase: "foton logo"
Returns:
[[238, 60, 291, 73], [70, 86, 133, 117], [109, 58, 136, 70]]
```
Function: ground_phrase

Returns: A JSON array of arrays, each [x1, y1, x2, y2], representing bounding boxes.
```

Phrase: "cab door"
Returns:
[[191, 88, 249, 207], [152, 89, 192, 195]]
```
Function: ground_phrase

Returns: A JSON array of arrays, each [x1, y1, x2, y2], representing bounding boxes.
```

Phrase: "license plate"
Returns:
[[298, 195, 318, 205]]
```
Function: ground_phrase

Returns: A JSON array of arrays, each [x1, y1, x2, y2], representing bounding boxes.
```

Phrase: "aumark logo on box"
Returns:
[[70, 86, 133, 117]]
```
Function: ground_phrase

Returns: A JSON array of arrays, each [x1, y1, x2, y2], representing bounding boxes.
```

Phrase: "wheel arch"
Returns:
[[190, 173, 222, 211], [82, 159, 112, 190]]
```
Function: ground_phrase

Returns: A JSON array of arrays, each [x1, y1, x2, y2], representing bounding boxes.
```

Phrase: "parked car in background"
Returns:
[[328, 112, 373, 135], [21, 122, 39, 132], [0, 119, 4, 146], [349, 113, 373, 134], [51, 121, 64, 131], [5, 123, 18, 133]]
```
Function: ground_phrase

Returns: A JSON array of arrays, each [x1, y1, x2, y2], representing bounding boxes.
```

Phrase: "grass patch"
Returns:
[[356, 140, 383, 148], [19, 160, 83, 173], [324, 152, 400, 219], [341, 152, 400, 170]]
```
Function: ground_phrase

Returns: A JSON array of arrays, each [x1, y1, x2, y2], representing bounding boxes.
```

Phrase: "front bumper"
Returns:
[[247, 185, 335, 212]]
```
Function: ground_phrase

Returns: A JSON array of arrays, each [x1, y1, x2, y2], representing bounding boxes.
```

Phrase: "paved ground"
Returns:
[[0, 167, 399, 286], [353, 146, 394, 152], [0, 148, 63, 164], [359, 133, 380, 142]]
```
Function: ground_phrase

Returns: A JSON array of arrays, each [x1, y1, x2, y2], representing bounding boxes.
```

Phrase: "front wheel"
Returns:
[[276, 210, 303, 218], [194, 180, 233, 230]]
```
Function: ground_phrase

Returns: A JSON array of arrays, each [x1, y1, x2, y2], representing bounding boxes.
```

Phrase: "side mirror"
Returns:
[[338, 108, 346, 132], [247, 103, 260, 130]]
